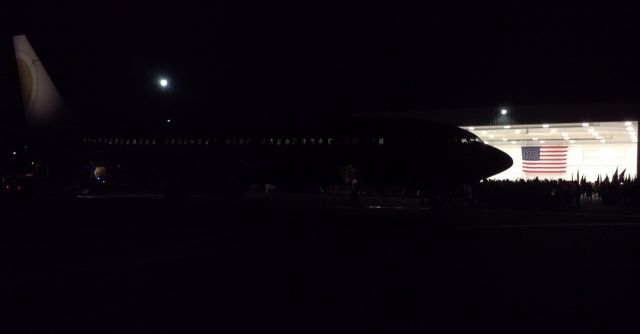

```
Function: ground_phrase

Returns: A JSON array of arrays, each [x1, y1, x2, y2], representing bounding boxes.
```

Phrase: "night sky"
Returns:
[[4, 1, 640, 125]]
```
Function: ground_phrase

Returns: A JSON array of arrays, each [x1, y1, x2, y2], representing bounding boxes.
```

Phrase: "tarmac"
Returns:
[[5, 192, 640, 333]]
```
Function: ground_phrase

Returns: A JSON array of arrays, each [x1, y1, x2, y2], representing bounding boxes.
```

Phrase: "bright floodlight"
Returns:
[[503, 125, 511, 129], [159, 78, 169, 88], [500, 108, 508, 115], [582, 122, 589, 127], [166, 118, 171, 123], [468, 126, 475, 130], [542, 124, 549, 128], [624, 121, 632, 126]]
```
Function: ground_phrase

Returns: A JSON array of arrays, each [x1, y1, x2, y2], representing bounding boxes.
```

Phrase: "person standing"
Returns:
[[350, 177, 359, 207]]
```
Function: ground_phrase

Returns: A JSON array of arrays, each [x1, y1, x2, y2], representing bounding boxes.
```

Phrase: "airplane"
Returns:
[[3, 35, 513, 199]]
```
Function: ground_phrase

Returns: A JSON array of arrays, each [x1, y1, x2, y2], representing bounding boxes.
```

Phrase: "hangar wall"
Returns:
[[465, 121, 638, 182], [490, 142, 637, 181]]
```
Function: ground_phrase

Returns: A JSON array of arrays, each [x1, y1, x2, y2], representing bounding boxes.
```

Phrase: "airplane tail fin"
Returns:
[[13, 35, 65, 126]]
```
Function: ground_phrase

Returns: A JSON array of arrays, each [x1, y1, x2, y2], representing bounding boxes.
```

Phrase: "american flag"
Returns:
[[521, 146, 568, 174]]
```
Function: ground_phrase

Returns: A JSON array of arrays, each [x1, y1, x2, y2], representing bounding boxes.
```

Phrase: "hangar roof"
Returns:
[[462, 121, 638, 146]]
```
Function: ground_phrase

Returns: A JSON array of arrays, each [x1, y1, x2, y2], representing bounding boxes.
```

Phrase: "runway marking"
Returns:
[[73, 193, 640, 218], [335, 205, 430, 210], [76, 193, 162, 199], [465, 222, 640, 230]]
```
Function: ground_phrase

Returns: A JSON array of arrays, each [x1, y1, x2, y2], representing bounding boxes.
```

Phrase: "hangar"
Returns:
[[462, 121, 637, 181]]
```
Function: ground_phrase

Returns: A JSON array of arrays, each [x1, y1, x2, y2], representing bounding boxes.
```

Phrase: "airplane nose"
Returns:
[[488, 145, 513, 175]]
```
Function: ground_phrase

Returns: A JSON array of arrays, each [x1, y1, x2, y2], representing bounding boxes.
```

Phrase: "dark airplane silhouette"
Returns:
[[6, 35, 512, 199]]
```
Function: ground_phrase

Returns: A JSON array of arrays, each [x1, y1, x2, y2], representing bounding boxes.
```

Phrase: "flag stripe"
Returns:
[[523, 162, 566, 164], [523, 170, 567, 173]]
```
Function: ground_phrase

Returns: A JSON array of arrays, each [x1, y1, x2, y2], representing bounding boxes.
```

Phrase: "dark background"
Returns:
[[3, 1, 640, 125]]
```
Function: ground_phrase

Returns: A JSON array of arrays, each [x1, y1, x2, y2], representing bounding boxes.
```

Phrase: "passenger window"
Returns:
[[285, 139, 290, 145], [318, 138, 324, 145], [310, 138, 316, 145], [378, 138, 384, 146], [302, 138, 307, 145], [328, 138, 333, 145]]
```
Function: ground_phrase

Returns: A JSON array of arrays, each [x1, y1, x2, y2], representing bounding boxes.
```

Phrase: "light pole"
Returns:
[[491, 107, 513, 126], [156, 76, 172, 125]]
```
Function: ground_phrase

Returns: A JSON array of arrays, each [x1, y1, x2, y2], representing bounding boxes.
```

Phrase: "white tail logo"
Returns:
[[13, 35, 65, 125]]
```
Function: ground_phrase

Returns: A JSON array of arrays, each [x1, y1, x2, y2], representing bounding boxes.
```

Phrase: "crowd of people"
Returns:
[[473, 177, 640, 209], [323, 176, 640, 209]]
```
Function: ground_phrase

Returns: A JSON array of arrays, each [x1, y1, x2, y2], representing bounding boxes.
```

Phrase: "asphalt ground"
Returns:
[[5, 193, 640, 333]]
